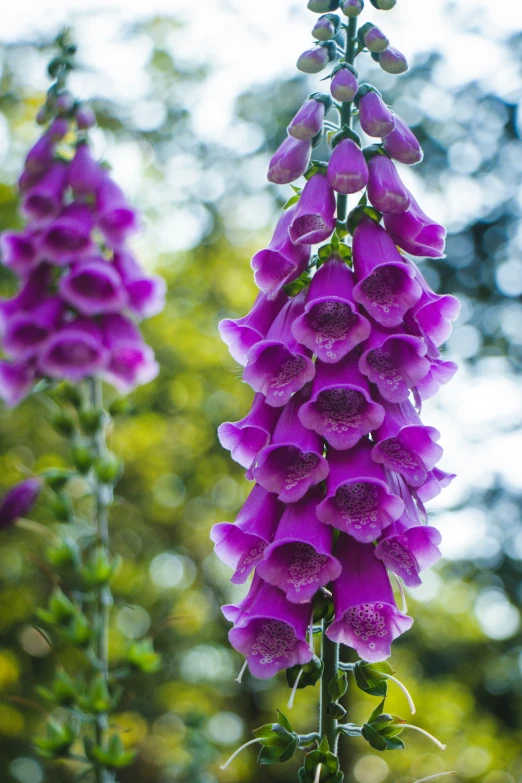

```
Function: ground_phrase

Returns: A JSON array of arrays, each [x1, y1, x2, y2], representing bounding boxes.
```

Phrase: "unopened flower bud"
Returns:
[[267, 136, 312, 185], [376, 46, 409, 74], [75, 104, 96, 130], [356, 86, 395, 137], [55, 91, 74, 114], [369, 0, 396, 8], [341, 0, 364, 15], [297, 42, 336, 74], [327, 136, 368, 195], [358, 22, 389, 53], [288, 96, 329, 140], [382, 115, 423, 164], [308, 0, 340, 11], [312, 13, 340, 41], [330, 64, 358, 102]]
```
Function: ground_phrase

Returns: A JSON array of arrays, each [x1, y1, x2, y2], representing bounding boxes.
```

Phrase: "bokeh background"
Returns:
[[0, 1, 521, 782]]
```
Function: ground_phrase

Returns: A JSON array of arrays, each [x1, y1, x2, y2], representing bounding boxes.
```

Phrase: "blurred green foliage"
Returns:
[[0, 13, 520, 783]]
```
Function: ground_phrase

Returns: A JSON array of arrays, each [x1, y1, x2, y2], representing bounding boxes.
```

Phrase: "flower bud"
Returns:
[[356, 86, 395, 137], [267, 136, 312, 185], [288, 97, 328, 141], [376, 46, 409, 74], [312, 13, 340, 41], [327, 137, 369, 194], [330, 64, 358, 102], [297, 42, 336, 74], [369, 0, 396, 8], [341, 0, 364, 15], [308, 0, 340, 11], [358, 22, 389, 53], [382, 115, 423, 164], [75, 104, 96, 130], [55, 91, 74, 114]]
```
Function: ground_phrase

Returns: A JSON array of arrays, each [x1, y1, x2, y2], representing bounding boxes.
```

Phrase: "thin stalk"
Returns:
[[336, 15, 358, 224], [319, 628, 339, 753]]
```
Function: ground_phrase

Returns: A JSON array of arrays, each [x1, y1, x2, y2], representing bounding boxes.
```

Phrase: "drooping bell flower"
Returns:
[[244, 293, 315, 407], [211, 485, 284, 584], [39, 318, 109, 382], [296, 42, 336, 75], [0, 478, 42, 529], [372, 399, 443, 488], [366, 152, 412, 214], [219, 291, 288, 366], [327, 535, 413, 662], [0, 361, 36, 407], [267, 136, 312, 185], [330, 65, 358, 102], [288, 97, 327, 140], [416, 466, 456, 503], [317, 438, 404, 542], [257, 489, 342, 604], [100, 314, 159, 393], [251, 208, 311, 300], [375, 518, 442, 588], [299, 355, 384, 451], [3, 297, 64, 360], [383, 115, 423, 165], [218, 393, 282, 470], [352, 216, 422, 328], [69, 143, 104, 194], [113, 250, 166, 319], [0, 265, 52, 333], [0, 231, 40, 276], [358, 22, 389, 53], [95, 175, 139, 247], [359, 325, 430, 403], [227, 578, 313, 679], [59, 258, 128, 315], [40, 203, 94, 264], [21, 162, 68, 224], [356, 87, 395, 137], [252, 391, 329, 503], [384, 196, 446, 258], [289, 174, 336, 245], [327, 139, 369, 195], [292, 256, 370, 363], [404, 263, 461, 347], [377, 46, 409, 75], [415, 356, 458, 402]]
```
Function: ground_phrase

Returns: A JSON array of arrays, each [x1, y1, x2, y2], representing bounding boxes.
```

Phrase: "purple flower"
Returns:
[[41, 203, 94, 264], [288, 98, 327, 140], [23, 133, 54, 175], [384, 197, 446, 258], [372, 400, 443, 488], [327, 535, 413, 662], [1, 231, 40, 276], [252, 392, 329, 503], [357, 89, 395, 138], [416, 356, 458, 401], [327, 139, 369, 195], [0, 478, 42, 529], [0, 360, 36, 407], [257, 489, 342, 603], [251, 208, 310, 300], [297, 44, 335, 75], [317, 438, 404, 542], [267, 137, 312, 185], [366, 153, 412, 214], [359, 325, 430, 403], [39, 318, 109, 382], [113, 250, 166, 318], [211, 485, 284, 584], [289, 174, 336, 245], [21, 162, 68, 224], [100, 314, 159, 392], [3, 297, 64, 360], [218, 393, 282, 471], [352, 217, 422, 328], [219, 291, 288, 366], [416, 466, 456, 503], [244, 293, 315, 407], [299, 355, 384, 451], [76, 105, 97, 130], [95, 175, 139, 247], [377, 46, 409, 75], [330, 66, 359, 103], [59, 258, 128, 315], [292, 256, 370, 363], [69, 143, 104, 194], [226, 578, 313, 679], [375, 519, 442, 588], [383, 115, 423, 165], [0, 265, 52, 332], [404, 264, 461, 347]]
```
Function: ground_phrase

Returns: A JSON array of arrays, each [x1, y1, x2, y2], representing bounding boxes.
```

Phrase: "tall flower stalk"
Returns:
[[215, 0, 458, 778], [0, 31, 163, 781]]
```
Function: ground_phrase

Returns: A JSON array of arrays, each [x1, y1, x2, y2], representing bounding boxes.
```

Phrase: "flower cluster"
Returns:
[[0, 98, 165, 406], [213, 0, 459, 680]]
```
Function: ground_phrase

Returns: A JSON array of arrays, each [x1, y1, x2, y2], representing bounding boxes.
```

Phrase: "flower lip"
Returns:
[[59, 258, 128, 316]]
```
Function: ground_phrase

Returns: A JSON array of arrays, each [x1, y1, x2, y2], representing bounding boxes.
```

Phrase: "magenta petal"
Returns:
[[384, 197, 446, 258], [289, 174, 336, 245], [267, 136, 312, 185], [416, 467, 456, 503], [113, 250, 166, 318], [327, 139, 369, 195], [3, 297, 63, 359], [292, 257, 370, 363], [69, 143, 104, 194], [252, 393, 329, 503], [100, 314, 158, 392], [299, 355, 384, 450], [367, 154, 412, 214], [327, 536, 413, 662], [359, 325, 430, 403], [415, 357, 458, 401], [96, 175, 139, 247], [39, 319, 109, 382], [372, 400, 443, 488], [211, 485, 283, 584], [40, 204, 94, 264], [0, 360, 35, 407], [317, 439, 403, 542], [288, 98, 326, 140], [251, 207, 311, 300], [0, 478, 42, 529], [383, 115, 423, 165], [0, 265, 52, 334], [358, 91, 395, 138], [218, 393, 281, 469], [257, 489, 341, 603], [375, 520, 442, 587], [59, 258, 128, 315], [1, 231, 40, 275], [21, 162, 68, 224], [219, 290, 288, 365], [405, 264, 460, 347]]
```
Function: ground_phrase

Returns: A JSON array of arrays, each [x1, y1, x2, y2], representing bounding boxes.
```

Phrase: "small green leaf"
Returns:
[[276, 710, 293, 733], [283, 194, 300, 210], [338, 723, 362, 738], [328, 671, 348, 701]]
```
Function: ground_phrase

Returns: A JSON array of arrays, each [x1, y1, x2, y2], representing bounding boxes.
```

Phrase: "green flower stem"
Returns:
[[336, 16, 358, 224], [319, 626, 339, 753], [89, 377, 113, 783]]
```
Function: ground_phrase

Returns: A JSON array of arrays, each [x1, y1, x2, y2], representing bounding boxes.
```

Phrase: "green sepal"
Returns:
[[338, 723, 363, 738], [312, 129, 325, 149], [81, 674, 116, 713], [50, 492, 73, 522], [353, 660, 393, 698], [357, 22, 376, 47], [309, 92, 334, 112], [330, 62, 358, 78], [78, 409, 104, 435], [46, 536, 81, 568], [283, 194, 300, 210], [326, 702, 347, 719], [91, 734, 137, 769], [330, 124, 361, 150], [283, 270, 312, 297], [41, 468, 75, 492], [81, 548, 121, 586], [328, 671, 348, 701], [71, 445, 94, 474], [51, 411, 76, 438], [286, 655, 324, 689], [304, 161, 328, 180], [362, 700, 406, 751], [347, 205, 382, 235], [61, 612, 91, 646], [128, 637, 162, 674], [108, 396, 130, 416], [312, 589, 335, 622], [36, 670, 80, 707], [363, 143, 388, 161], [253, 712, 299, 765], [57, 382, 83, 408], [48, 588, 76, 621], [299, 736, 344, 783], [34, 719, 76, 759], [94, 453, 122, 484], [353, 82, 382, 107]]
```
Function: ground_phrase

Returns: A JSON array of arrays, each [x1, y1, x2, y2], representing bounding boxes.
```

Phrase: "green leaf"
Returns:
[[276, 710, 293, 732], [328, 671, 348, 701], [338, 723, 362, 738], [283, 194, 300, 210], [286, 656, 324, 689], [362, 722, 388, 752], [367, 699, 385, 723], [128, 638, 161, 674], [257, 744, 283, 765]]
